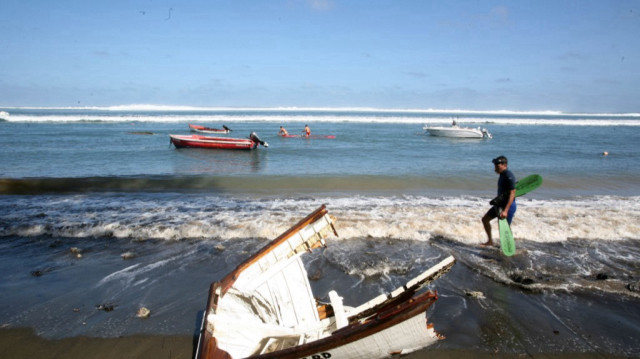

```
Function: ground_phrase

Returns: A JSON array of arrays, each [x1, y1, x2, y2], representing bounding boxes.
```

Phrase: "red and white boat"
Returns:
[[189, 124, 232, 134], [170, 133, 268, 150]]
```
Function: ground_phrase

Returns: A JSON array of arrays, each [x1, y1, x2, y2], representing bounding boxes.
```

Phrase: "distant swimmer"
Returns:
[[482, 155, 517, 246], [602, 151, 609, 156], [304, 124, 311, 137], [279, 126, 288, 136]]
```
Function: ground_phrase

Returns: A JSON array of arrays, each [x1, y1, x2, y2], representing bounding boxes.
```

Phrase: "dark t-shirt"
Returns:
[[497, 169, 517, 206]]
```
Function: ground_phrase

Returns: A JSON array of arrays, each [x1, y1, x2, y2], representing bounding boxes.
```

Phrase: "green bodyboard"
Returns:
[[491, 174, 543, 206], [515, 174, 543, 197], [498, 218, 516, 256]]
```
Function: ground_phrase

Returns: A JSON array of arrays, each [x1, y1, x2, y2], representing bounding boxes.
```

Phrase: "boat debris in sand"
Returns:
[[170, 132, 268, 150], [195, 205, 455, 359]]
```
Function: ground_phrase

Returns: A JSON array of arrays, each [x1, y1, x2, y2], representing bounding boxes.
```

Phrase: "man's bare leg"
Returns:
[[481, 214, 493, 245]]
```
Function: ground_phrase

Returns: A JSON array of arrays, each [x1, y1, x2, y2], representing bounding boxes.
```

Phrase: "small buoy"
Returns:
[[602, 151, 609, 156], [137, 307, 151, 318], [121, 251, 136, 260]]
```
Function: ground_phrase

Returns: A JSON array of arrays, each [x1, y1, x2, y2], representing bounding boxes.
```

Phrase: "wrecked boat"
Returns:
[[195, 205, 455, 359]]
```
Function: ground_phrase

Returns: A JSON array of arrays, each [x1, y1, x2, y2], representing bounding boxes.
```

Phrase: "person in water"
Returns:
[[482, 155, 517, 246], [304, 124, 311, 137], [279, 126, 288, 136]]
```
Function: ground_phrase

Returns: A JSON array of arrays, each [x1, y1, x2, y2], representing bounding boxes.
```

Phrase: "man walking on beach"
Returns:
[[482, 155, 517, 245]]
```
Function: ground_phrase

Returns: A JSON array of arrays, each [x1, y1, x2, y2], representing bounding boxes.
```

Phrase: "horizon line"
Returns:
[[1, 104, 639, 117]]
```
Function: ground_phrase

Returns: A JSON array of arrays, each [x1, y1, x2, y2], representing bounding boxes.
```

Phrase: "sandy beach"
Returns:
[[0, 328, 193, 359], [0, 229, 638, 358], [1, 327, 630, 359]]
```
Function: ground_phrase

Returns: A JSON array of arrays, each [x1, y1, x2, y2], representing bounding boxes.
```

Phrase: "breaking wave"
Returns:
[[1, 193, 638, 244], [1, 106, 639, 126]]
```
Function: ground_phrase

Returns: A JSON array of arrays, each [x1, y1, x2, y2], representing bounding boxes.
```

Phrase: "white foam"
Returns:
[[2, 106, 639, 126], [1, 195, 638, 244], [4, 104, 639, 116]]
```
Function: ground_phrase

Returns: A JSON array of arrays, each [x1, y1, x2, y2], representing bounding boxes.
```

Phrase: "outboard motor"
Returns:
[[481, 128, 492, 139], [250, 132, 268, 147]]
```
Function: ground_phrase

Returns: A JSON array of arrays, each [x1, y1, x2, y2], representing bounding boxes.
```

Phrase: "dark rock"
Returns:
[[96, 304, 116, 312], [596, 273, 608, 280], [626, 282, 640, 292], [510, 274, 535, 285]]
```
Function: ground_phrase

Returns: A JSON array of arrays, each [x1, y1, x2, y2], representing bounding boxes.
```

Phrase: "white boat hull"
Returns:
[[424, 125, 491, 138], [301, 313, 440, 358]]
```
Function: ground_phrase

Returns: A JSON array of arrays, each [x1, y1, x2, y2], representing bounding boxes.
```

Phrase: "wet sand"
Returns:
[[1, 327, 626, 359], [0, 328, 194, 359], [1, 237, 639, 358]]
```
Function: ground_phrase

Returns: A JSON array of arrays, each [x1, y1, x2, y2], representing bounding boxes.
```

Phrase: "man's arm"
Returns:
[[501, 189, 515, 219]]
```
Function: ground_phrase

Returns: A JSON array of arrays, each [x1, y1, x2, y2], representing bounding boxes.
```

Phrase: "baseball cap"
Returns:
[[492, 156, 508, 165]]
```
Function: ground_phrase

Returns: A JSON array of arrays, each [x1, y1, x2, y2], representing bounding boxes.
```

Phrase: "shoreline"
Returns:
[[0, 327, 626, 359], [0, 328, 195, 359]]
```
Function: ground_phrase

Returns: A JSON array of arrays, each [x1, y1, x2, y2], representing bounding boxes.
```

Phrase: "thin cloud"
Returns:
[[491, 6, 509, 23], [406, 71, 430, 79], [558, 52, 587, 61], [307, 0, 333, 11], [91, 51, 110, 57]]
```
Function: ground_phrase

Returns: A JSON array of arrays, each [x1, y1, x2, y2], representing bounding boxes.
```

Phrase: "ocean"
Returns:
[[0, 106, 639, 357]]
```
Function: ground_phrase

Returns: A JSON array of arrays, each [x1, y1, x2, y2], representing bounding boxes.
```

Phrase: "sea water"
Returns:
[[0, 107, 639, 355]]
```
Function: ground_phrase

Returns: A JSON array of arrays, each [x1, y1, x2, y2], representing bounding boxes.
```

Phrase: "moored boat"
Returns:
[[170, 132, 268, 150], [423, 123, 492, 138], [195, 205, 455, 359], [189, 124, 232, 134]]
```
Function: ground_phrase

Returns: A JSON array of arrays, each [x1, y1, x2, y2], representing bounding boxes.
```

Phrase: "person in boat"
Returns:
[[279, 126, 288, 136], [304, 124, 311, 137], [481, 155, 517, 246]]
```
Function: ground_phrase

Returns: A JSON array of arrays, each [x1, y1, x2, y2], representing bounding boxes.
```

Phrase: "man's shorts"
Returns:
[[485, 201, 517, 225]]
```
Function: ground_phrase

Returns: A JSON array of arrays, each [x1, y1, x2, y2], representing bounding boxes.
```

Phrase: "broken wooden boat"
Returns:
[[195, 205, 455, 359]]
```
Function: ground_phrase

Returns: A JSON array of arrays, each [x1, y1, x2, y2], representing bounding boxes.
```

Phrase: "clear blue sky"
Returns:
[[1, 0, 639, 112]]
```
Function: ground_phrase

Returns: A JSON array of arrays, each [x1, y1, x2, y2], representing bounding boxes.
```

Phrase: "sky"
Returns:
[[1, 0, 639, 112]]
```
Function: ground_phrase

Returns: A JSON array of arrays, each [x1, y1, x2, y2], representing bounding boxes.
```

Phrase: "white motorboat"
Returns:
[[423, 123, 492, 139]]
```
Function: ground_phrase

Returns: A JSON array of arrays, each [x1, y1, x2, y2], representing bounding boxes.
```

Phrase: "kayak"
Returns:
[[279, 134, 336, 139]]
